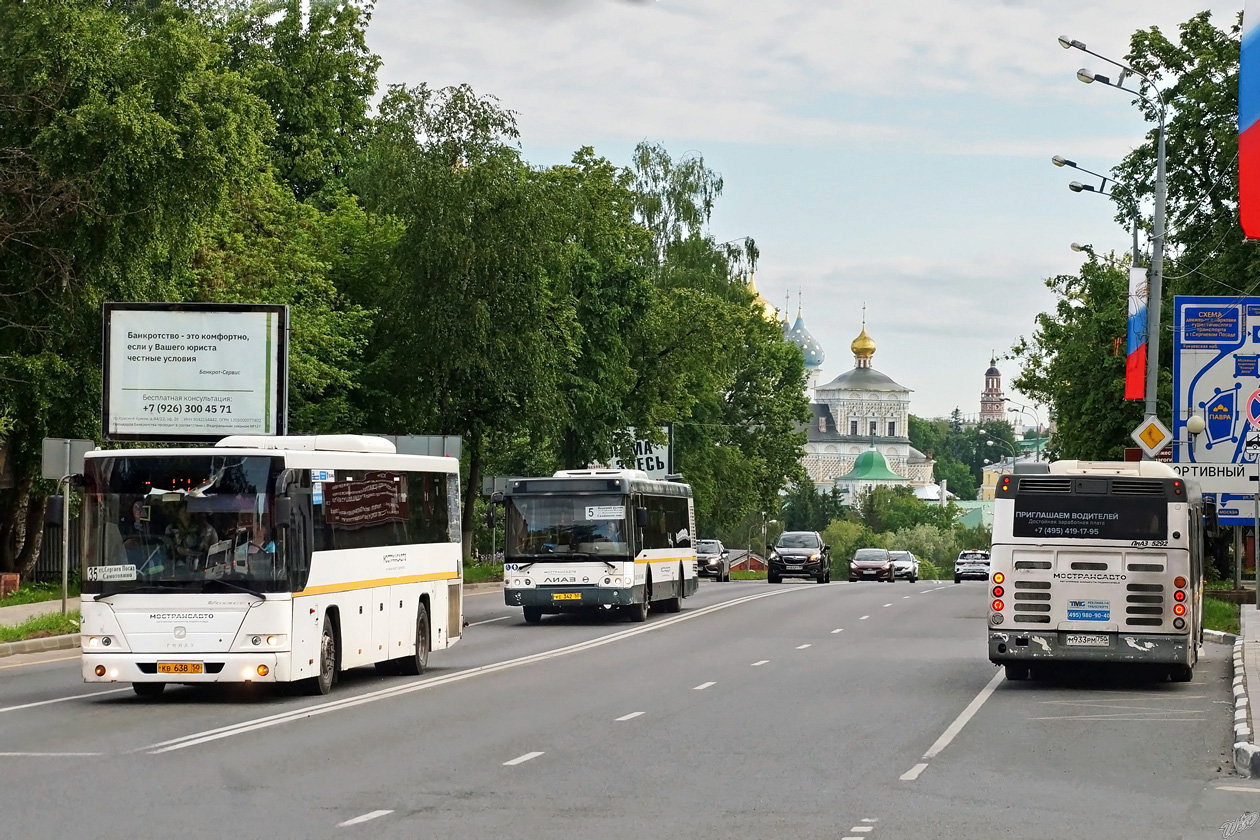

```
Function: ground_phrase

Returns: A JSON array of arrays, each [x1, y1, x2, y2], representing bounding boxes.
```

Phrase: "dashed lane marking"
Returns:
[[751, 660, 769, 666], [0, 688, 129, 714], [903, 595, 911, 599], [899, 763, 928, 781], [859, 615, 870, 620], [503, 751, 544, 766], [694, 682, 716, 690], [901, 670, 1004, 781], [796, 644, 811, 650], [831, 629, 843, 634], [466, 616, 511, 627], [1217, 786, 1260, 793], [615, 712, 644, 721], [0, 752, 103, 757], [338, 811, 393, 827], [0, 654, 79, 670], [883, 603, 892, 607]]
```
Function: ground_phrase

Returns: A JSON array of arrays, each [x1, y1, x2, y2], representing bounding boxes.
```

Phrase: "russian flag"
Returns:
[[1242, 1, 1260, 237], [1126, 266, 1147, 400]]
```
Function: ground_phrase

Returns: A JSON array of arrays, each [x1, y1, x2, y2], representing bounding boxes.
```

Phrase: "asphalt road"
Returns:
[[0, 580, 1244, 840]]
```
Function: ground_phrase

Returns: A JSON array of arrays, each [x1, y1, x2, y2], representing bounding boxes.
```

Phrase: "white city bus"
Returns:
[[499, 469, 698, 623], [80, 435, 462, 697], [988, 460, 1210, 682]]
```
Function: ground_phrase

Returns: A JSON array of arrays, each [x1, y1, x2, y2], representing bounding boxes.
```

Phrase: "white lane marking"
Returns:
[[466, 616, 510, 627], [861, 818, 879, 823], [796, 644, 811, 650], [337, 810, 393, 827], [883, 603, 892, 607], [751, 660, 769, 666], [901, 669, 1004, 781], [0, 752, 103, 757], [0, 654, 79, 670], [900, 762, 929, 781], [615, 712, 644, 721], [903, 595, 911, 599], [142, 587, 802, 754], [503, 751, 544, 766], [694, 681, 716, 690], [849, 829, 874, 835], [831, 628, 843, 634], [0, 687, 129, 714], [859, 615, 869, 620], [842, 837, 864, 840], [1217, 785, 1260, 793]]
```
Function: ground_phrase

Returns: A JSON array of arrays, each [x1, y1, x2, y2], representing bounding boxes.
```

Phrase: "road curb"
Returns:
[[1233, 638, 1260, 777], [1207, 629, 1238, 645], [463, 582, 502, 595], [0, 633, 78, 658]]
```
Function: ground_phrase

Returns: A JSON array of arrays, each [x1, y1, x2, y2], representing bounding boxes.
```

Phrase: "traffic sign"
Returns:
[[1131, 417, 1172, 458], [1249, 388, 1260, 428]]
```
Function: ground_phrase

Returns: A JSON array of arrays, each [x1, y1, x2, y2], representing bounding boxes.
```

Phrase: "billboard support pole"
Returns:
[[61, 439, 70, 617]]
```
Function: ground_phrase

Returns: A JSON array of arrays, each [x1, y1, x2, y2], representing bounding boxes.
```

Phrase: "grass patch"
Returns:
[[0, 580, 80, 607], [0, 610, 80, 643], [464, 563, 503, 584], [1204, 597, 1240, 635], [1205, 579, 1238, 591], [731, 570, 767, 580]]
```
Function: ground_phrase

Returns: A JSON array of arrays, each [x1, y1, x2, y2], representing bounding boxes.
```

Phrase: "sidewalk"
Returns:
[[0, 596, 79, 626]]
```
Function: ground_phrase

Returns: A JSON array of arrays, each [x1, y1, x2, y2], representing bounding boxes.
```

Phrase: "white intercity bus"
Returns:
[[80, 435, 463, 697], [499, 469, 698, 623], [988, 460, 1211, 682]]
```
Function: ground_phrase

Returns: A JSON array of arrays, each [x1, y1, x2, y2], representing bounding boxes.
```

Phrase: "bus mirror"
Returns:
[[273, 497, 291, 530], [635, 507, 648, 528]]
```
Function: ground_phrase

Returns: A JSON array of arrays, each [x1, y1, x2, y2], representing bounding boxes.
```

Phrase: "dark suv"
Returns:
[[768, 531, 831, 584]]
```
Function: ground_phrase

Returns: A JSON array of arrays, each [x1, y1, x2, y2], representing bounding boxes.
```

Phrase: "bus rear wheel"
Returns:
[[133, 682, 165, 699], [523, 606, 543, 625], [1004, 663, 1030, 681], [662, 566, 684, 612], [398, 602, 430, 676], [1169, 664, 1194, 682]]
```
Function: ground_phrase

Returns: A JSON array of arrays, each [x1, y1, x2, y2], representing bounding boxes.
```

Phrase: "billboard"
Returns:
[[1172, 296, 1260, 523], [102, 303, 289, 442], [606, 425, 673, 479]]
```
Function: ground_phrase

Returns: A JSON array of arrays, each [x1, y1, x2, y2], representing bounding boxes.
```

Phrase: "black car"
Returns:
[[696, 539, 730, 581], [849, 547, 895, 582], [768, 531, 831, 584]]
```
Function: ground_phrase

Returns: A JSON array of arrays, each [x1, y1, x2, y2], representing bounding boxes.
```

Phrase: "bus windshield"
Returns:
[[505, 494, 629, 558], [83, 455, 287, 595]]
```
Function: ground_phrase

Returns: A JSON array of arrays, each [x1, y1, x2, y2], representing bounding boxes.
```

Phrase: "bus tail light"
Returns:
[[992, 599, 1005, 611], [993, 572, 1005, 584], [1000, 476, 1011, 494], [992, 585, 1005, 598], [94, 665, 106, 677], [1174, 576, 1186, 588], [1173, 603, 1186, 616], [1174, 590, 1186, 602]]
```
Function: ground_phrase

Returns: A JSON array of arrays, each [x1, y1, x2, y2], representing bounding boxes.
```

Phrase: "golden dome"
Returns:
[[747, 271, 778, 322], [851, 326, 876, 358]]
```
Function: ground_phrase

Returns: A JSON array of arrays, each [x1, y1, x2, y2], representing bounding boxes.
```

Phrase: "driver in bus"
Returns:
[[165, 507, 218, 571]]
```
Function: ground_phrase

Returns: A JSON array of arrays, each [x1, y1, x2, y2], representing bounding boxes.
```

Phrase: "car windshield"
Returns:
[[83, 455, 286, 596], [697, 541, 721, 553], [776, 533, 819, 548], [505, 494, 630, 559], [890, 552, 912, 561], [854, 549, 886, 560]]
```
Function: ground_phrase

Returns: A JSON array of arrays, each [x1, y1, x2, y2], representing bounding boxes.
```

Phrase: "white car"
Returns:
[[889, 550, 919, 582], [954, 549, 990, 583]]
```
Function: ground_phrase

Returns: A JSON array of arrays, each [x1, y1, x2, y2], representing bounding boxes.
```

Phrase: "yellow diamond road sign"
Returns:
[[1131, 417, 1171, 457]]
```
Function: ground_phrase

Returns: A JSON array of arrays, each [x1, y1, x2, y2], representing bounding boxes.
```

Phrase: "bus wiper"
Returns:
[[93, 584, 184, 602], [513, 562, 536, 571], [205, 578, 266, 600]]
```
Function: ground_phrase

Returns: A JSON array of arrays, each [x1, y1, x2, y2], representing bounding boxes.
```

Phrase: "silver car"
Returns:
[[889, 550, 919, 582]]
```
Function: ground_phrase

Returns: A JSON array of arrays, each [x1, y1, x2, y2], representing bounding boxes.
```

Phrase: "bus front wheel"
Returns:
[[1169, 664, 1194, 682], [306, 618, 337, 696], [398, 602, 430, 676]]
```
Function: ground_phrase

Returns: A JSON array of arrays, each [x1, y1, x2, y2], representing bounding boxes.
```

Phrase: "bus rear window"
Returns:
[[1012, 495, 1166, 541]]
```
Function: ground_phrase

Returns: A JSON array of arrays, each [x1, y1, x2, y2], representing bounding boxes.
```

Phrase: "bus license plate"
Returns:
[[1064, 634, 1109, 648], [157, 662, 204, 674], [552, 593, 581, 601]]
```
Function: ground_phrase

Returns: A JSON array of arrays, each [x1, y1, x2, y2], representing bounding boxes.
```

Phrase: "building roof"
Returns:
[[835, 450, 905, 481], [817, 366, 909, 393], [803, 404, 912, 444]]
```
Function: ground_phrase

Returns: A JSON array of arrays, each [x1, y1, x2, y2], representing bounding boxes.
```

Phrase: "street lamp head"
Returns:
[[1068, 181, 1084, 192], [1070, 242, 1094, 253], [1058, 36, 1086, 51], [1052, 155, 1075, 168], [1076, 68, 1096, 84], [1186, 414, 1206, 436]]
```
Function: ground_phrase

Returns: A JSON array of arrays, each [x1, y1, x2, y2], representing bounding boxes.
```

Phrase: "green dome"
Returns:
[[836, 450, 904, 481]]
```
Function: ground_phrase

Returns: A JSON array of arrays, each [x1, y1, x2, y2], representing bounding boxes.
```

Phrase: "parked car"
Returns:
[[849, 547, 895, 582], [889, 550, 919, 582], [696, 539, 731, 581], [767, 531, 831, 584], [954, 549, 991, 583]]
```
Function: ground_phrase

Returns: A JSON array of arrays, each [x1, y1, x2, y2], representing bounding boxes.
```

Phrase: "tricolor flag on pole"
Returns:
[[1242, 0, 1260, 237], [1126, 266, 1147, 400]]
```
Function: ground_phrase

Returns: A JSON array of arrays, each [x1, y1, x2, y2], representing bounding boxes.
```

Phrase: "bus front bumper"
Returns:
[[82, 652, 285, 684], [505, 586, 643, 609], [988, 630, 1192, 665]]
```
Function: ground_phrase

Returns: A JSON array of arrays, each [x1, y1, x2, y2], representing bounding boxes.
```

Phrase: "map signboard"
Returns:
[[1173, 296, 1260, 523]]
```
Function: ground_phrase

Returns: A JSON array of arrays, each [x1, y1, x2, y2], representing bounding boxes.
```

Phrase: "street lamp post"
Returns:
[[1053, 155, 1141, 264], [1006, 402, 1042, 461], [1060, 35, 1168, 435]]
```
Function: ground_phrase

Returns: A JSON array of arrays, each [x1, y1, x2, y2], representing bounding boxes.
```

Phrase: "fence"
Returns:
[[31, 517, 81, 582]]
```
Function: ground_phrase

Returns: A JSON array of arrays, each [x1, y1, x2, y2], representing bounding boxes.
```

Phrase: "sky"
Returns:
[[365, 0, 1241, 421]]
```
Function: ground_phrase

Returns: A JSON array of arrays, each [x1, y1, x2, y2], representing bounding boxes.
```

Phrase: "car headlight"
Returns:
[[809, 552, 820, 560]]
